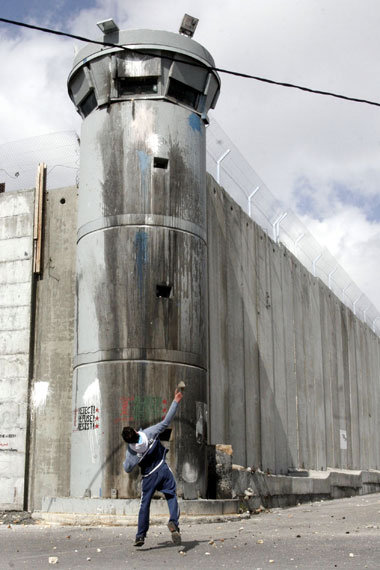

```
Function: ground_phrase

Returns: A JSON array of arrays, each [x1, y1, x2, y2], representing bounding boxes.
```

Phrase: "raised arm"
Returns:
[[144, 389, 183, 439]]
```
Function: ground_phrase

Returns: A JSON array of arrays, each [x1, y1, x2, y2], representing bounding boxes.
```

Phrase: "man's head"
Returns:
[[121, 426, 139, 443]]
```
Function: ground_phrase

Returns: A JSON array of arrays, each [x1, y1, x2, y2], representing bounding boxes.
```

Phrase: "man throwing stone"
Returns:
[[122, 388, 183, 547]]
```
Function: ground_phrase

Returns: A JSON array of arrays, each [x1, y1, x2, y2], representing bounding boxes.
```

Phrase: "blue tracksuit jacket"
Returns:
[[123, 399, 180, 537], [123, 400, 178, 474]]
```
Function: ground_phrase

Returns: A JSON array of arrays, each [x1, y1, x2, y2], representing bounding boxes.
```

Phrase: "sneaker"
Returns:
[[167, 521, 181, 545], [134, 536, 145, 547]]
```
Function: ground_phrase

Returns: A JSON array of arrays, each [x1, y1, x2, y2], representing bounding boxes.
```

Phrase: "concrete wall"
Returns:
[[0, 189, 34, 509], [27, 186, 77, 510], [1, 175, 379, 510], [207, 175, 380, 474], [0, 186, 77, 511]]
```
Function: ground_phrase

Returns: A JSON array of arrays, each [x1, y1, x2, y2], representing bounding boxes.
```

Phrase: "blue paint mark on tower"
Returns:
[[134, 230, 148, 294], [137, 150, 151, 199], [137, 150, 150, 173], [188, 113, 201, 132]]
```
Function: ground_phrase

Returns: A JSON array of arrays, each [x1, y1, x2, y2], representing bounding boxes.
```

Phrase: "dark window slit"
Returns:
[[156, 284, 172, 298], [153, 157, 169, 169]]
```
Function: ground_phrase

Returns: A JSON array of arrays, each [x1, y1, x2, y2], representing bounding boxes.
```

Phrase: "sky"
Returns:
[[1, 0, 380, 315]]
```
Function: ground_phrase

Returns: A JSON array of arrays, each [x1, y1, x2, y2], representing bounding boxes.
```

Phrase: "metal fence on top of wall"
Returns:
[[206, 119, 380, 337], [1, 125, 379, 336], [0, 131, 80, 193]]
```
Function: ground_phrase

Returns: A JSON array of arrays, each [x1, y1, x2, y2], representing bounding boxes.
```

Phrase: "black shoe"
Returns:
[[134, 536, 145, 547], [167, 521, 181, 545]]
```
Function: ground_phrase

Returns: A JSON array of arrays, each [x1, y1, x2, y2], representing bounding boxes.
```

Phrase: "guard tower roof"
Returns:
[[72, 28, 216, 73]]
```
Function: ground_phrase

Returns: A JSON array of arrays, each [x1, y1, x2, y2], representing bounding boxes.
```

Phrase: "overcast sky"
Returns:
[[1, 0, 380, 314]]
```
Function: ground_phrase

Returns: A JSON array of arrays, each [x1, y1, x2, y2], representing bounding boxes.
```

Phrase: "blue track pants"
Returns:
[[137, 463, 180, 538]]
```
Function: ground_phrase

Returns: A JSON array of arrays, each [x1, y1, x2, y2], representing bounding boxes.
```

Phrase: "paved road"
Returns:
[[1, 493, 380, 569]]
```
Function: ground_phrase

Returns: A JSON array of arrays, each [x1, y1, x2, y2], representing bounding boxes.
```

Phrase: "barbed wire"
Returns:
[[1, 125, 378, 335], [206, 119, 380, 336], [0, 131, 79, 192]]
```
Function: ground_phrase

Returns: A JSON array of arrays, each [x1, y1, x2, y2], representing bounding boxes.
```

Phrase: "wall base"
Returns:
[[32, 497, 241, 525], [232, 467, 380, 509]]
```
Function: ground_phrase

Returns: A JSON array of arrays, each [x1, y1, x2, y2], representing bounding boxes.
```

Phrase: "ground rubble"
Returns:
[[0, 511, 36, 525]]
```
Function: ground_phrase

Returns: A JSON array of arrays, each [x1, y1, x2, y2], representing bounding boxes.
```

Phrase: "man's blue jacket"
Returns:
[[123, 400, 178, 474]]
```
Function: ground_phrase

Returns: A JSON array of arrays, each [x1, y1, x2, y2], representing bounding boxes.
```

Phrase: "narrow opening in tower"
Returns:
[[118, 76, 158, 96], [79, 90, 97, 117], [156, 284, 172, 298], [167, 78, 200, 109], [153, 157, 169, 169]]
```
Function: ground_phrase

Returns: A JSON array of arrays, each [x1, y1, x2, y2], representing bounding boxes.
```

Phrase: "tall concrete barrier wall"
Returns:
[[0, 186, 76, 511], [1, 176, 379, 511], [207, 175, 380, 474], [27, 186, 77, 510], [0, 189, 34, 509]]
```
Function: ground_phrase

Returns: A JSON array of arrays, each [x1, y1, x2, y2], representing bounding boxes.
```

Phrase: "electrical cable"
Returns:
[[1, 16, 380, 108]]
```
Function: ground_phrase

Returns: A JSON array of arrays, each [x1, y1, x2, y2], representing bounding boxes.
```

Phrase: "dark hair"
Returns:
[[121, 426, 139, 443]]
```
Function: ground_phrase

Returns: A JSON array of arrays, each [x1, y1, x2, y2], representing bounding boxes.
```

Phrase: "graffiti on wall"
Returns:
[[0, 433, 17, 451], [73, 405, 100, 431], [0, 406, 19, 451], [115, 395, 167, 425], [73, 395, 168, 429]]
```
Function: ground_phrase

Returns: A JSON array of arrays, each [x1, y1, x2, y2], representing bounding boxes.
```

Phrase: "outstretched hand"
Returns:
[[174, 389, 183, 403]]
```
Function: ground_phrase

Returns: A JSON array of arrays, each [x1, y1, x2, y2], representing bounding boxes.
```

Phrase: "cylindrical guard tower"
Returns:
[[68, 27, 220, 499]]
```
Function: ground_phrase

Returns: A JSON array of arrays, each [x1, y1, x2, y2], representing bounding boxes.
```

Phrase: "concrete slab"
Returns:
[[270, 244, 288, 475], [0, 189, 34, 511], [207, 178, 229, 446], [281, 252, 298, 470], [34, 497, 242, 525], [293, 261, 307, 469], [33, 469, 380, 526], [242, 218, 260, 468], [40, 497, 240, 516], [27, 186, 77, 511], [256, 231, 275, 473]]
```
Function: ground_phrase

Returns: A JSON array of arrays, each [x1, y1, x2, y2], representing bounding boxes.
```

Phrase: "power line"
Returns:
[[1, 16, 380, 109]]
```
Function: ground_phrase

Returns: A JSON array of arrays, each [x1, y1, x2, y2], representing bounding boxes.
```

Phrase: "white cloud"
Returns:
[[1, 0, 380, 311], [302, 207, 380, 309], [0, 31, 79, 143]]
